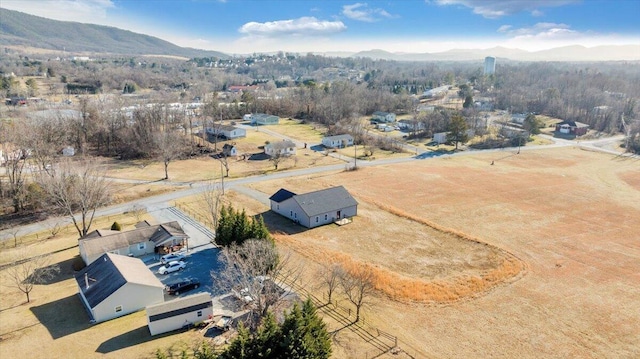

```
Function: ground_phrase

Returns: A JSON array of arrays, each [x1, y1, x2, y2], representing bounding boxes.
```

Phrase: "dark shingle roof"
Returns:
[[75, 253, 163, 308], [558, 120, 589, 128], [292, 186, 358, 217], [269, 188, 297, 203]]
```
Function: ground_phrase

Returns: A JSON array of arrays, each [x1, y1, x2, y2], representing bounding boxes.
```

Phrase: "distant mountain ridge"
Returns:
[[0, 8, 228, 58], [1, 8, 638, 62], [349, 44, 640, 62]]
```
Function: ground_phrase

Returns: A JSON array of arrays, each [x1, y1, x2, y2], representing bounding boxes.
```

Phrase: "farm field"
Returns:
[[241, 146, 640, 358]]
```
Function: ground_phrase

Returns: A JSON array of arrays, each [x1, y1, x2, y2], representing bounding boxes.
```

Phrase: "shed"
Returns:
[[146, 293, 213, 336], [75, 253, 164, 323]]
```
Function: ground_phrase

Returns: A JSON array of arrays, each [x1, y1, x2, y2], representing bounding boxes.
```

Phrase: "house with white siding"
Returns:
[[264, 140, 296, 157], [322, 134, 354, 148], [75, 253, 165, 323], [206, 125, 246, 139], [371, 111, 396, 123], [269, 186, 358, 228], [79, 221, 188, 265], [249, 113, 279, 125], [146, 293, 213, 336]]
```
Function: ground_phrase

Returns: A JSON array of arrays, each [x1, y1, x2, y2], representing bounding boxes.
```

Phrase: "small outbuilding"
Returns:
[[146, 293, 213, 336], [75, 253, 164, 323], [269, 186, 358, 228]]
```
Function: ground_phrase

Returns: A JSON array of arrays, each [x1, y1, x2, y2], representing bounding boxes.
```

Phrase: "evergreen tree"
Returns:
[[446, 114, 469, 150], [301, 299, 332, 358]]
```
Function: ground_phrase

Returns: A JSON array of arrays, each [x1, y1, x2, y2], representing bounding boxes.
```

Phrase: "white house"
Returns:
[[269, 186, 358, 228], [62, 146, 75, 156], [146, 293, 213, 336], [264, 140, 296, 157], [322, 134, 354, 148], [206, 125, 246, 139], [433, 132, 449, 144], [75, 253, 164, 323], [372, 111, 396, 123], [398, 119, 426, 132], [249, 113, 279, 125], [79, 221, 188, 265]]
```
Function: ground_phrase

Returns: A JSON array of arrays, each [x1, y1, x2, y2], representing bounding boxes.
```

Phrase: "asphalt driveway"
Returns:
[[147, 246, 225, 300]]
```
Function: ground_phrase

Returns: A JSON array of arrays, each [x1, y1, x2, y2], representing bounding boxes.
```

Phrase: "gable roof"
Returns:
[[75, 253, 163, 308], [291, 186, 358, 217], [265, 140, 295, 151], [557, 120, 589, 128], [323, 134, 353, 141], [146, 292, 212, 317], [269, 188, 297, 203], [80, 221, 188, 259]]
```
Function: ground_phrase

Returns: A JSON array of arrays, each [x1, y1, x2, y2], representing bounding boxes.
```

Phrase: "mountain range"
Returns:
[[1, 8, 638, 62]]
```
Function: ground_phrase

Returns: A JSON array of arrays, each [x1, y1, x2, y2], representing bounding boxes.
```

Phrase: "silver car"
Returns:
[[157, 260, 186, 275]]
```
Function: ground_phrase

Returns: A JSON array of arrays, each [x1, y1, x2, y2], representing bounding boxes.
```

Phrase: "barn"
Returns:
[[146, 293, 214, 335]]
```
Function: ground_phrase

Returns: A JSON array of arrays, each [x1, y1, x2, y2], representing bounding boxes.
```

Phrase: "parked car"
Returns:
[[157, 260, 186, 275], [161, 252, 186, 264], [166, 278, 200, 295]]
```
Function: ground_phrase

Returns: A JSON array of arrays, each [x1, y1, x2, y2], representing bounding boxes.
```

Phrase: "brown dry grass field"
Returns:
[[1, 145, 638, 358], [239, 146, 639, 358], [103, 130, 343, 183]]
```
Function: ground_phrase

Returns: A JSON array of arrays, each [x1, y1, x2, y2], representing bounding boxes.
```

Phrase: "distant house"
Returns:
[[397, 119, 425, 132], [146, 293, 213, 336], [75, 253, 164, 323], [249, 113, 279, 125], [322, 134, 354, 148], [265, 140, 296, 157], [511, 114, 527, 124], [222, 143, 238, 157], [371, 111, 396, 123], [62, 146, 75, 156], [79, 221, 188, 265], [433, 132, 449, 144], [269, 186, 358, 228], [421, 85, 449, 98], [555, 120, 589, 136], [206, 125, 246, 139]]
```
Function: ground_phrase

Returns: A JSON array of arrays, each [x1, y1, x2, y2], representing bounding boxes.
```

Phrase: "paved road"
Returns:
[[1, 133, 633, 242]]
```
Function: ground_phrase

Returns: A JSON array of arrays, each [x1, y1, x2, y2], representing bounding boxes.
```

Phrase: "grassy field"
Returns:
[[237, 146, 640, 358], [2, 145, 639, 358]]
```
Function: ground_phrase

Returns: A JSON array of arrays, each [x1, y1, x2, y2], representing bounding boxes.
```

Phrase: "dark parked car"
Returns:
[[166, 278, 200, 295]]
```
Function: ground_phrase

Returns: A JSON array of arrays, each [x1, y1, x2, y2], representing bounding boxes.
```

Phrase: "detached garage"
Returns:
[[146, 293, 213, 336]]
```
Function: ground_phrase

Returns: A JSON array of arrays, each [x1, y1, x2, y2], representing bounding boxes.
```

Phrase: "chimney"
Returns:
[[85, 273, 89, 289]]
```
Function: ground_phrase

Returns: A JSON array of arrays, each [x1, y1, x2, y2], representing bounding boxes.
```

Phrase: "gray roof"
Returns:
[[269, 188, 297, 203], [266, 140, 296, 151], [80, 221, 188, 259], [291, 186, 358, 217], [146, 292, 212, 317], [557, 120, 589, 128], [323, 134, 353, 141], [217, 125, 240, 132], [75, 253, 164, 308]]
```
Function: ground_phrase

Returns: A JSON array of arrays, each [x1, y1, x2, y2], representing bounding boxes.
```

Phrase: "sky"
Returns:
[[1, 0, 639, 54]]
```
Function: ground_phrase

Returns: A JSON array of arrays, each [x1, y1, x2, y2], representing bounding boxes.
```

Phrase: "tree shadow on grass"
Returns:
[[30, 294, 90, 339], [254, 210, 308, 235], [95, 325, 182, 353]]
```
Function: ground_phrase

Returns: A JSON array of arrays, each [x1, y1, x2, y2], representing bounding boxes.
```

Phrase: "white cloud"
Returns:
[[434, 0, 577, 18], [342, 3, 396, 22], [499, 22, 576, 38], [497, 25, 512, 33], [238, 17, 346, 37], [0, 0, 115, 23]]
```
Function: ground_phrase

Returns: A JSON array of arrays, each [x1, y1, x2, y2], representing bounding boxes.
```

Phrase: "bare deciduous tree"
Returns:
[[214, 239, 300, 327], [38, 159, 112, 238], [154, 130, 187, 180], [129, 204, 146, 222], [5, 250, 60, 303], [201, 181, 224, 240], [340, 266, 375, 322], [318, 263, 343, 304]]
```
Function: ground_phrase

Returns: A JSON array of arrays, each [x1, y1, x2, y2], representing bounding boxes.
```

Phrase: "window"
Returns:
[[294, 212, 297, 219], [324, 214, 328, 220], [316, 217, 319, 223], [290, 210, 293, 217], [138, 243, 145, 250], [115, 305, 123, 313], [197, 310, 203, 317], [277, 204, 279, 210]]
